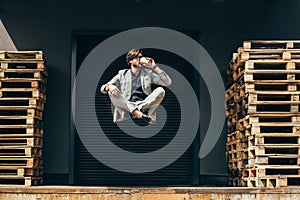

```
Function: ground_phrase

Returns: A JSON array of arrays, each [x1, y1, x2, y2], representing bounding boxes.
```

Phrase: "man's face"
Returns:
[[130, 53, 143, 68]]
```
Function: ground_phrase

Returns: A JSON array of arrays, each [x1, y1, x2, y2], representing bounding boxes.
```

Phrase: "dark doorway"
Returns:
[[70, 30, 201, 186]]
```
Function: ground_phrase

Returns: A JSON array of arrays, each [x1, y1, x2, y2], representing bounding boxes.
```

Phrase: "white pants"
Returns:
[[109, 87, 165, 119]]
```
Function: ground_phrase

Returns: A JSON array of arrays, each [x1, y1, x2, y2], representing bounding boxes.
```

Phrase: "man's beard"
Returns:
[[133, 63, 142, 68]]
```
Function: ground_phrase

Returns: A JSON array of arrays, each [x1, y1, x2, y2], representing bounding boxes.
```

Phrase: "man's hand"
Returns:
[[106, 85, 121, 96], [140, 57, 156, 69], [148, 58, 156, 69]]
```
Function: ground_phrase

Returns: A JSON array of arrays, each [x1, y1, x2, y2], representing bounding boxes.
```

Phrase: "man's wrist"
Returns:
[[152, 65, 158, 70]]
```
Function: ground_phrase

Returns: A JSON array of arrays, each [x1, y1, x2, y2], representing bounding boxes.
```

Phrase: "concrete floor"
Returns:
[[0, 186, 300, 200]]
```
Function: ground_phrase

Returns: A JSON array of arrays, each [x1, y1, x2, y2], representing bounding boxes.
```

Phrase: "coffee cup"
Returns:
[[139, 57, 153, 66]]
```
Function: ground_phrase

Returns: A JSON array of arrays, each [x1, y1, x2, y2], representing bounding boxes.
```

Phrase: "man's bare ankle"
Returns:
[[132, 110, 143, 118]]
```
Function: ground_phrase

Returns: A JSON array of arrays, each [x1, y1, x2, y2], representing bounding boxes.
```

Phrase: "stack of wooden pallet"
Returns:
[[226, 40, 300, 188], [0, 51, 47, 186]]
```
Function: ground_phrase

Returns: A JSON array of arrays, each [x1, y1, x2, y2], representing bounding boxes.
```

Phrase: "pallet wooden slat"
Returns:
[[242, 175, 300, 188], [0, 176, 43, 186], [0, 108, 43, 120], [0, 137, 42, 147], [0, 157, 43, 167], [0, 61, 46, 70], [0, 51, 44, 61], [0, 124, 43, 138], [0, 98, 45, 111], [0, 167, 43, 177], [0, 89, 46, 101], [243, 40, 300, 50], [239, 51, 300, 61], [0, 147, 42, 158], [0, 80, 47, 92], [0, 71, 47, 80]]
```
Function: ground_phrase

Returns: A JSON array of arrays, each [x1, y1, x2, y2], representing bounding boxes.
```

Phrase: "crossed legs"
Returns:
[[109, 87, 165, 123]]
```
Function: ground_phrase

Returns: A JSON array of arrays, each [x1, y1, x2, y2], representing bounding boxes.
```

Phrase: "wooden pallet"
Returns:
[[228, 168, 243, 178], [227, 115, 237, 129], [0, 124, 42, 130], [0, 157, 42, 168], [0, 78, 47, 84], [227, 149, 244, 161], [0, 176, 43, 186], [239, 83, 300, 96], [236, 70, 300, 84], [0, 137, 42, 147], [230, 61, 300, 82], [245, 60, 298, 70], [0, 51, 44, 61], [227, 158, 244, 169], [0, 98, 45, 110], [238, 115, 300, 126], [235, 107, 249, 121], [0, 107, 43, 118], [225, 83, 238, 97], [227, 41, 300, 84], [238, 50, 300, 61], [0, 61, 46, 70], [247, 104, 299, 114], [245, 145, 300, 158], [247, 133, 300, 146], [0, 167, 42, 177], [227, 139, 247, 150], [227, 130, 238, 144], [244, 165, 300, 177], [225, 95, 242, 117], [228, 53, 244, 70], [234, 60, 300, 74], [243, 175, 300, 188], [228, 177, 243, 187], [0, 125, 43, 137], [228, 52, 239, 68], [239, 122, 300, 135], [0, 70, 47, 80], [240, 92, 300, 106], [237, 115, 300, 132], [242, 113, 300, 118], [226, 41, 300, 188], [227, 130, 247, 142], [238, 79, 300, 88], [225, 92, 239, 107], [227, 53, 244, 86], [227, 123, 237, 134], [227, 150, 246, 168], [0, 80, 46, 91], [0, 147, 42, 158], [0, 117, 42, 128], [228, 168, 244, 187], [225, 95, 238, 112], [0, 89, 46, 100], [246, 154, 300, 167], [241, 70, 300, 83], [243, 40, 300, 50]]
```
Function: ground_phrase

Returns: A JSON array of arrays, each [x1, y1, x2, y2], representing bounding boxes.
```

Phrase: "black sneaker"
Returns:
[[140, 108, 150, 115], [141, 114, 155, 124]]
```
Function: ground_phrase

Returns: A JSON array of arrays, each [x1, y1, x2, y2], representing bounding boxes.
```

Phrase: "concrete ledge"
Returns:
[[0, 186, 300, 199]]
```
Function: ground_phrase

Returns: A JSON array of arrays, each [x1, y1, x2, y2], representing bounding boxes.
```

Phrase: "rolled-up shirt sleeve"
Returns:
[[152, 71, 172, 87]]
